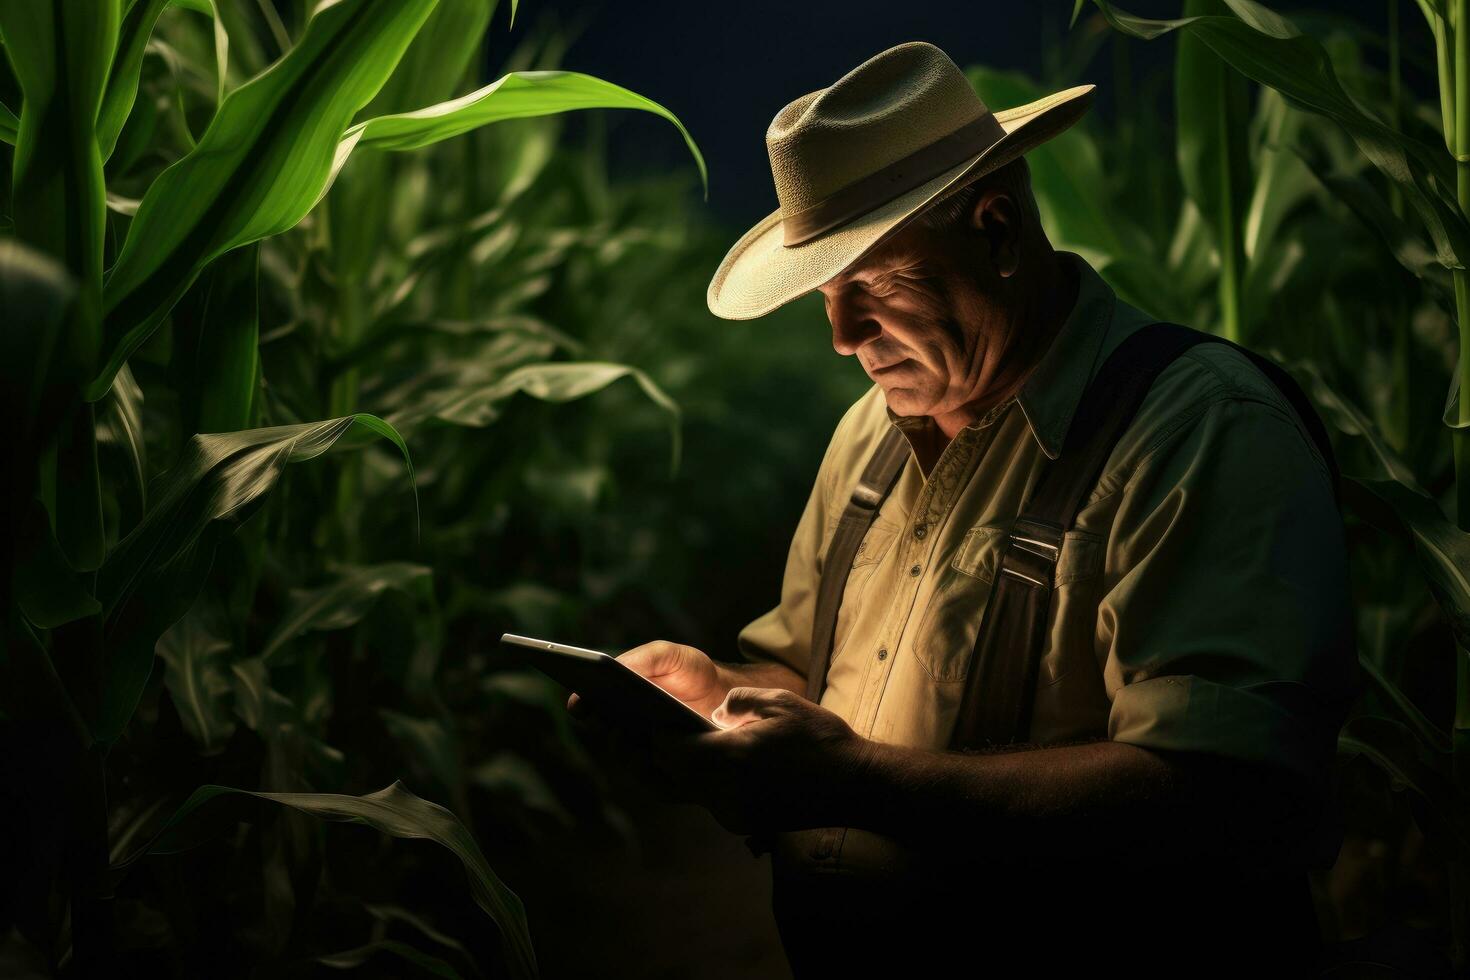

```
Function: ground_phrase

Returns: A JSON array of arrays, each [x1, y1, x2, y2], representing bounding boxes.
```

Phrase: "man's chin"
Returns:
[[877, 386, 934, 419]]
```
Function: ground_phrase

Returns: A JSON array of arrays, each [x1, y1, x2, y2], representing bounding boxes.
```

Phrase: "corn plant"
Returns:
[[0, 1, 708, 974], [1031, 0, 1467, 966]]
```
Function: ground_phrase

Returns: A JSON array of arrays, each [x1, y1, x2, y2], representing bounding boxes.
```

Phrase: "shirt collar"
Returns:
[[882, 251, 1123, 462]]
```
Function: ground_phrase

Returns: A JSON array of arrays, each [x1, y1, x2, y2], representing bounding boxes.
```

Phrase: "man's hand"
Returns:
[[566, 640, 733, 721], [646, 686, 871, 835]]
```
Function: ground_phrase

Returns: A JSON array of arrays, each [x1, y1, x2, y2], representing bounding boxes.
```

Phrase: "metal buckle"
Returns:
[[851, 481, 885, 510], [1000, 519, 1064, 587]]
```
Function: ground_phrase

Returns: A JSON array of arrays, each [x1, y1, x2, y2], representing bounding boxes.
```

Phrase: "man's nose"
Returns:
[[827, 296, 881, 356]]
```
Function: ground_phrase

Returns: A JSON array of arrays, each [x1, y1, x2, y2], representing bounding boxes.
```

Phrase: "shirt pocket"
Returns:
[[910, 524, 1106, 684]]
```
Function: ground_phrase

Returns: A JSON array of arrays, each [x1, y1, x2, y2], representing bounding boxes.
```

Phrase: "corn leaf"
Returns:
[[1084, 0, 1470, 275], [115, 781, 536, 980], [96, 364, 148, 516], [0, 100, 16, 144], [260, 562, 432, 663], [0, 0, 118, 329], [98, 0, 169, 161], [172, 245, 261, 434], [1352, 477, 1470, 651], [387, 361, 682, 475], [96, 0, 440, 400], [1176, 0, 1252, 278], [92, 415, 415, 740], [14, 500, 101, 630], [332, 70, 707, 199], [157, 610, 236, 752]]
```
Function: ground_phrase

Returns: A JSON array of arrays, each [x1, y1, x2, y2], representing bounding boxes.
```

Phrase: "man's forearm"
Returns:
[[826, 738, 1314, 868]]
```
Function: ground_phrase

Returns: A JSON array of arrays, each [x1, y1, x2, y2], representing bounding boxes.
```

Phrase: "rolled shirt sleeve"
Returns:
[[1099, 392, 1359, 790]]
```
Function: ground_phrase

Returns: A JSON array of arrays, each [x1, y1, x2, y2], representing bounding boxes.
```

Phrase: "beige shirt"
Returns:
[[737, 252, 1356, 875]]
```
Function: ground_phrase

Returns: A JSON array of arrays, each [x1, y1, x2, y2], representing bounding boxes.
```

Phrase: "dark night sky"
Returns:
[[486, 1, 1428, 229]]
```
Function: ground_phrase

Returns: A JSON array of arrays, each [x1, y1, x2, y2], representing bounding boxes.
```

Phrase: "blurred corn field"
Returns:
[[1, 0, 1468, 976]]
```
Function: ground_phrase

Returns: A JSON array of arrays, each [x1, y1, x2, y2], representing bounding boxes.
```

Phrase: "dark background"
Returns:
[[492, 0, 1429, 227]]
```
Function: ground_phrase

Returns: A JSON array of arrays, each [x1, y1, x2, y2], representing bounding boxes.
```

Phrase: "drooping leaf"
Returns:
[[260, 563, 431, 663], [95, 0, 441, 400], [387, 361, 681, 475], [331, 70, 707, 199], [116, 781, 537, 980]]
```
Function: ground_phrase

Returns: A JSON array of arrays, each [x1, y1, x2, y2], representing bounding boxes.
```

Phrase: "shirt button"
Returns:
[[909, 563, 921, 577], [914, 525, 927, 539], [877, 648, 888, 661]]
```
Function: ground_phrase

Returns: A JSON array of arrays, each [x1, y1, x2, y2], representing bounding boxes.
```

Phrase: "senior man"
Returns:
[[573, 42, 1358, 975]]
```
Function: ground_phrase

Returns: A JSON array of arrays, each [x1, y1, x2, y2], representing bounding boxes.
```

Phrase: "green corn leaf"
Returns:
[[1242, 89, 1317, 263], [964, 66, 1145, 262], [98, 0, 168, 161], [14, 499, 101, 630], [0, 240, 80, 470], [1351, 477, 1470, 652], [229, 657, 346, 789], [52, 404, 105, 572], [96, 363, 148, 516], [1287, 357, 1423, 490], [172, 245, 261, 435], [92, 415, 415, 741], [1084, 0, 1470, 276], [95, 0, 440, 401], [333, 70, 707, 199], [327, 0, 499, 284], [157, 609, 236, 752], [0, 0, 118, 332], [387, 361, 682, 476], [1176, 0, 1252, 338], [0, 100, 17, 144], [114, 781, 536, 980], [260, 562, 432, 663]]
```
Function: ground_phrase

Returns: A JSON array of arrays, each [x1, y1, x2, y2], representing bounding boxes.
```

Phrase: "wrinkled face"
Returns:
[[816, 214, 1018, 420]]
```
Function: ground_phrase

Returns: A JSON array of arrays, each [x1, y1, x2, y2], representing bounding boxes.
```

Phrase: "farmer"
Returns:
[[575, 42, 1358, 974]]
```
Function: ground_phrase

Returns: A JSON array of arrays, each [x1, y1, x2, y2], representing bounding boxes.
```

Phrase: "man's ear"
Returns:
[[967, 188, 1022, 279]]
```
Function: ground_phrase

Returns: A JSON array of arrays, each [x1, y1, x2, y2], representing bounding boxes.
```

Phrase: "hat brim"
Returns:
[[706, 84, 1096, 321]]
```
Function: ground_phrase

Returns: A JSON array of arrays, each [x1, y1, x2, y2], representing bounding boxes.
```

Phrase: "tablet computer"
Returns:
[[499, 633, 718, 735]]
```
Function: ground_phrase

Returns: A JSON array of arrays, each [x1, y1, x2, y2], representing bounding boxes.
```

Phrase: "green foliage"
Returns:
[[1, 1, 717, 974], [1069, 0, 1467, 964]]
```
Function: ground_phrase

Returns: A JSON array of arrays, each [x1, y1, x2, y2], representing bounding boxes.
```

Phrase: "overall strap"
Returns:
[[806, 425, 911, 703], [949, 322, 1342, 750]]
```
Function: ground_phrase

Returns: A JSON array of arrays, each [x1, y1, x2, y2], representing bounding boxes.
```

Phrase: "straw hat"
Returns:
[[707, 41, 1094, 320]]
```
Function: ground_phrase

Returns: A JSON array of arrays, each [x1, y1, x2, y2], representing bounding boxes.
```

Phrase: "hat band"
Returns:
[[780, 111, 1007, 247]]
